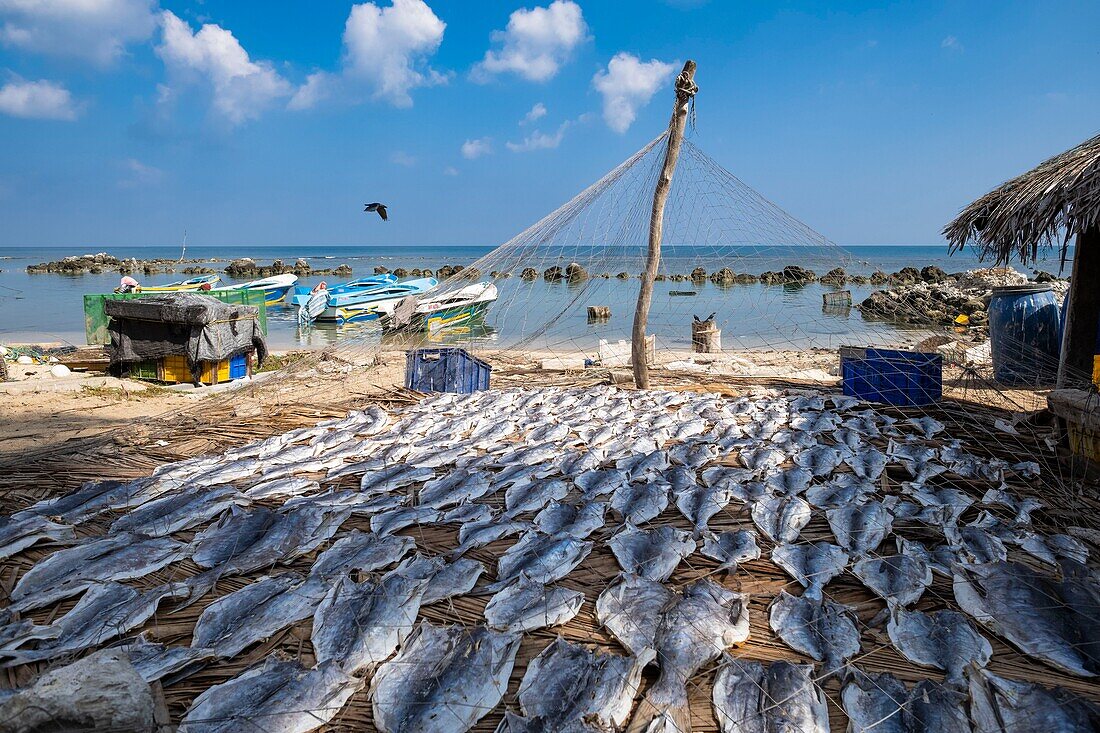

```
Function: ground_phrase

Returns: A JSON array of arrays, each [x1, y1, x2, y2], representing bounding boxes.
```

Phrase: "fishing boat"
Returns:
[[316, 277, 438, 324], [288, 273, 397, 307], [397, 281, 498, 333], [213, 274, 299, 304], [141, 274, 221, 292]]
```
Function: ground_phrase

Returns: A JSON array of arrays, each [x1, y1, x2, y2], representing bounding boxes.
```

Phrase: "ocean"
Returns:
[[0, 244, 1070, 352]]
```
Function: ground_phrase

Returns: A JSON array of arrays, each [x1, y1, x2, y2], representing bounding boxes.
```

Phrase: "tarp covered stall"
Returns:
[[105, 293, 267, 384], [84, 290, 267, 346]]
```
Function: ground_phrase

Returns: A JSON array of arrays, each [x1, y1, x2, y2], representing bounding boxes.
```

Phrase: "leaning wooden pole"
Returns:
[[632, 60, 698, 389], [1057, 225, 1100, 388]]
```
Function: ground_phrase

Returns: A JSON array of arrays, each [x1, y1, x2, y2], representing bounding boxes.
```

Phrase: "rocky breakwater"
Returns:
[[857, 266, 1068, 328], [225, 258, 351, 278], [27, 252, 211, 276]]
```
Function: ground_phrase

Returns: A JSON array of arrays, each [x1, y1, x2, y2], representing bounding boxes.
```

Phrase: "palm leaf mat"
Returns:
[[1, 362, 1098, 732]]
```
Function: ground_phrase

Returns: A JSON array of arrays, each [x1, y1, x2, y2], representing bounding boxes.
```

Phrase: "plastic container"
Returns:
[[126, 360, 160, 381], [161, 354, 250, 385], [229, 353, 249, 380], [988, 284, 1061, 387], [841, 347, 942, 406], [405, 348, 491, 393]]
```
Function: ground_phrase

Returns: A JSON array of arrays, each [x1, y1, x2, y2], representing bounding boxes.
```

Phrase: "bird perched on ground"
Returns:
[[364, 202, 389, 221]]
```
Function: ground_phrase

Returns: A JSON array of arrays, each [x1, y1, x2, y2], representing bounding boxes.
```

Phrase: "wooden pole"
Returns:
[[1057, 225, 1100, 388], [632, 60, 697, 389]]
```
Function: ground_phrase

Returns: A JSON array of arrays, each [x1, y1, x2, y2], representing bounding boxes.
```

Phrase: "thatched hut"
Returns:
[[944, 131, 1100, 388]]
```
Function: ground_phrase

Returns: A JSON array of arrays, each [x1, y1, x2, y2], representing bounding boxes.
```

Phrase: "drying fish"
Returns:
[[179, 657, 360, 733], [192, 573, 328, 658], [309, 530, 415, 579], [596, 573, 675, 656], [739, 445, 785, 472], [886, 608, 991, 685], [244, 476, 319, 500], [608, 524, 696, 582], [0, 619, 59, 651], [387, 554, 484, 604], [574, 468, 629, 498], [908, 416, 945, 439], [0, 516, 76, 561], [628, 580, 750, 733], [700, 530, 761, 571], [887, 440, 943, 482], [533, 500, 606, 539], [831, 427, 863, 452], [769, 591, 860, 674], [528, 421, 573, 444], [945, 523, 1007, 564], [502, 637, 649, 732], [852, 554, 931, 608], [442, 503, 493, 525], [484, 575, 584, 632], [827, 501, 892, 555], [904, 484, 973, 526], [764, 467, 813, 495], [981, 486, 1043, 526], [711, 658, 829, 733], [669, 441, 718, 468], [795, 446, 842, 477], [494, 463, 556, 496], [2, 582, 183, 667], [9, 532, 187, 612], [371, 622, 520, 733], [701, 466, 754, 490], [844, 448, 887, 480], [419, 470, 492, 508], [451, 517, 529, 558], [557, 449, 604, 476], [1018, 532, 1091, 566], [471, 420, 516, 449], [490, 532, 592, 590], [505, 478, 570, 516], [361, 464, 436, 494], [771, 542, 848, 599], [791, 394, 827, 411], [616, 449, 670, 480], [968, 666, 1100, 733], [13, 478, 145, 525], [751, 493, 811, 543], [116, 635, 214, 684], [675, 482, 733, 537], [843, 671, 970, 733], [805, 475, 875, 509], [953, 560, 1100, 677], [109, 485, 246, 537], [312, 572, 426, 674], [744, 418, 781, 441], [370, 505, 442, 536]]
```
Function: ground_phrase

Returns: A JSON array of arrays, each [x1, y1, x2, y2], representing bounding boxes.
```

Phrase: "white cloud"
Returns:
[[155, 11, 293, 126], [287, 71, 334, 111], [342, 0, 447, 108], [592, 52, 676, 133], [443, 165, 458, 176], [461, 137, 492, 159], [0, 0, 157, 65], [390, 150, 417, 166], [506, 120, 568, 152], [472, 0, 587, 82], [941, 35, 962, 52], [0, 78, 77, 120], [521, 102, 546, 125], [118, 157, 163, 188]]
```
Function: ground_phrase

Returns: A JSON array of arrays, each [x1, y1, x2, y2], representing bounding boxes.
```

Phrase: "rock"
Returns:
[[436, 265, 456, 279], [709, 268, 736, 285], [616, 272, 631, 279], [759, 271, 783, 284], [182, 266, 216, 275], [890, 266, 922, 285], [921, 265, 947, 282], [294, 258, 311, 271], [782, 265, 816, 283], [374, 266, 390, 275], [690, 267, 707, 281], [393, 268, 409, 278], [734, 273, 758, 284], [520, 267, 538, 281], [1033, 270, 1057, 283], [565, 262, 588, 282], [332, 264, 353, 276], [654, 274, 666, 281], [870, 270, 889, 284], [0, 649, 155, 733], [820, 267, 847, 286], [543, 266, 564, 282]]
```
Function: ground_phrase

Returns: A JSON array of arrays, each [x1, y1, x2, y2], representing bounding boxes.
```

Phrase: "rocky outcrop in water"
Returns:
[[224, 258, 351, 277], [27, 253, 211, 276]]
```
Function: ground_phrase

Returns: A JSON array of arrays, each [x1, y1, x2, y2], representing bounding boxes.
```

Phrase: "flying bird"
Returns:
[[364, 202, 389, 221]]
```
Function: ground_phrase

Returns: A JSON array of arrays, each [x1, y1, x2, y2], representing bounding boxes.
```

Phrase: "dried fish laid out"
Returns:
[[968, 665, 1100, 733], [851, 554, 932, 609], [483, 575, 583, 633], [178, 656, 361, 733], [769, 590, 860, 675], [607, 524, 696, 582], [0, 515, 76, 561], [771, 542, 849, 599], [827, 501, 893, 556], [886, 608, 991, 686], [371, 622, 521, 733], [700, 530, 761, 572], [843, 671, 971, 733], [712, 658, 829, 733], [751, 493, 811, 543]]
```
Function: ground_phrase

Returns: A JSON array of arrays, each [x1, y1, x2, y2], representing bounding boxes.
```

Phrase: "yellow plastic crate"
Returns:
[[1067, 421, 1100, 463], [161, 354, 231, 385]]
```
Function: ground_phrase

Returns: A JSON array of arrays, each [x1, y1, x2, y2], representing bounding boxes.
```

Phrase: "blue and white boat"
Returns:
[[213, 273, 299, 305], [289, 273, 397, 307], [316, 277, 439, 324]]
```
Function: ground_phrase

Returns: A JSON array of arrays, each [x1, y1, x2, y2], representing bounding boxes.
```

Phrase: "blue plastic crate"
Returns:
[[405, 348, 491, 394], [229, 353, 249, 380], [840, 347, 942, 406]]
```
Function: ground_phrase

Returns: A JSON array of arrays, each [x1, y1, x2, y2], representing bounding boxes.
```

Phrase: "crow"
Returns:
[[363, 202, 389, 221]]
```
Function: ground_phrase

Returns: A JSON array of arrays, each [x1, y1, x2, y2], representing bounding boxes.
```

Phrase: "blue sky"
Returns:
[[0, 0, 1097, 249]]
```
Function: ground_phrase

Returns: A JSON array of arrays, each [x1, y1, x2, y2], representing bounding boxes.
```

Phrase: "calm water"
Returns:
[[0, 244, 1070, 352]]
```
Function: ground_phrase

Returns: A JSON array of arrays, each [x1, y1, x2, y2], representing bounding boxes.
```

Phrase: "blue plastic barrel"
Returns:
[[987, 284, 1061, 386]]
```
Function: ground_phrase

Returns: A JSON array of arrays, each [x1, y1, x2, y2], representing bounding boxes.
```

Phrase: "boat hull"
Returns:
[[415, 300, 493, 332]]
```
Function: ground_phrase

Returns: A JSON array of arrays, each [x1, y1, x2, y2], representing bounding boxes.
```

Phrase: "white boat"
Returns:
[[392, 281, 498, 333], [214, 274, 299, 304]]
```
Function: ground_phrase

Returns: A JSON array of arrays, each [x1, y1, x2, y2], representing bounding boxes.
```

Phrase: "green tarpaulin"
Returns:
[[83, 291, 268, 345]]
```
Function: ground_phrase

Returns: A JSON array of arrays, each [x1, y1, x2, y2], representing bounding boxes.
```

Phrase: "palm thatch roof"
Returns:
[[944, 131, 1100, 263]]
